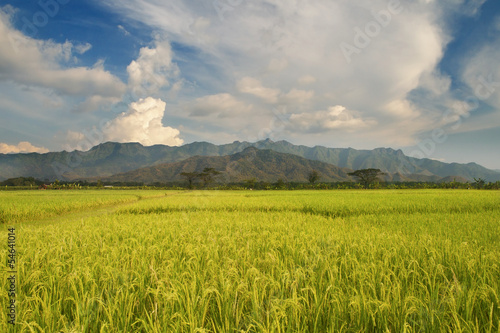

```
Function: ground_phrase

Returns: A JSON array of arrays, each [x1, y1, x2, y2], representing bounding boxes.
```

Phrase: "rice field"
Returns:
[[1, 190, 499, 332], [0, 190, 174, 224]]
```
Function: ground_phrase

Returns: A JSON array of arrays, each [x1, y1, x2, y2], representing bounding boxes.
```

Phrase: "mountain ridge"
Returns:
[[99, 147, 354, 183], [0, 140, 498, 182], [98, 147, 453, 184]]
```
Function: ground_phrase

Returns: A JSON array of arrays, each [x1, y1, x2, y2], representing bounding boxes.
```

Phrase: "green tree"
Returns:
[[199, 168, 221, 187], [308, 170, 320, 184], [274, 178, 286, 189], [180, 172, 199, 189], [244, 178, 257, 189], [473, 177, 486, 189], [348, 168, 385, 189]]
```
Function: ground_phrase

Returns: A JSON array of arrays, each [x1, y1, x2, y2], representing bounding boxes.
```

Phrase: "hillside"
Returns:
[[0, 139, 499, 181], [99, 148, 470, 185], [100, 147, 353, 183]]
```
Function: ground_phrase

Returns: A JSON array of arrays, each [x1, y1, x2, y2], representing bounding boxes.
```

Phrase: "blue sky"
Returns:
[[0, 0, 499, 169]]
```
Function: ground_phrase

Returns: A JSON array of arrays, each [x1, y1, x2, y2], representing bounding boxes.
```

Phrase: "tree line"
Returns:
[[1, 169, 499, 190]]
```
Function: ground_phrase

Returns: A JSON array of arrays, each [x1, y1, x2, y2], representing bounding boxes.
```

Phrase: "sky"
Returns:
[[0, 0, 499, 169]]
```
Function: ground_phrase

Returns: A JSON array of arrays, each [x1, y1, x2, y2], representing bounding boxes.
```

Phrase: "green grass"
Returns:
[[1, 190, 499, 332], [0, 190, 176, 223]]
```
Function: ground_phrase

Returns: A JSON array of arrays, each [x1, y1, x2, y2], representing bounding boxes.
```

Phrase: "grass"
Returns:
[[0, 190, 175, 223], [1, 190, 499, 332]]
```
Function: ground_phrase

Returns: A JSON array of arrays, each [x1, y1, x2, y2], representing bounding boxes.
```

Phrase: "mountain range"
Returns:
[[0, 139, 498, 183], [99, 147, 471, 184], [99, 147, 353, 183]]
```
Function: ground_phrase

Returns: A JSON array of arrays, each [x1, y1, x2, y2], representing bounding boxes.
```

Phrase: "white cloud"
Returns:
[[287, 106, 376, 133], [118, 25, 131, 36], [267, 58, 289, 72], [60, 131, 89, 152], [74, 42, 92, 55], [186, 17, 216, 45], [101, 0, 457, 146], [237, 77, 280, 104], [103, 97, 183, 146], [3, 0, 493, 152], [283, 89, 314, 104], [418, 71, 452, 96], [0, 4, 16, 16], [0, 9, 126, 107], [73, 95, 122, 113], [460, 0, 487, 16], [298, 75, 316, 85], [64, 130, 86, 143], [0, 141, 49, 154], [384, 99, 420, 119], [188, 93, 253, 118], [127, 37, 179, 97], [462, 43, 500, 107]]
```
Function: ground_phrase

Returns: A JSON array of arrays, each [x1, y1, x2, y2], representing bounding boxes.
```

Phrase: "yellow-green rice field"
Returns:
[[1, 190, 499, 332]]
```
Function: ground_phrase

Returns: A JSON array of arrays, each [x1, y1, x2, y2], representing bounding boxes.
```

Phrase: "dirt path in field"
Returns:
[[23, 191, 190, 227]]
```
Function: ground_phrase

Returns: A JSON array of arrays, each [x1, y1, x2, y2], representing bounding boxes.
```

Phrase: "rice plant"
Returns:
[[1, 190, 499, 332]]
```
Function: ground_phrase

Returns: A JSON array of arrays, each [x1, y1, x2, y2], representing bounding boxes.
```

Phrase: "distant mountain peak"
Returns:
[[0, 140, 499, 182]]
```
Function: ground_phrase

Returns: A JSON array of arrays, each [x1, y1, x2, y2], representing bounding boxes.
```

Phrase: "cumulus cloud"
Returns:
[[0, 9, 126, 109], [283, 89, 315, 104], [188, 93, 253, 118], [237, 77, 281, 104], [103, 97, 183, 146], [100, 0, 463, 146], [127, 37, 179, 97], [4, 0, 493, 151], [287, 106, 376, 133], [0, 141, 49, 154], [62, 131, 87, 151]]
